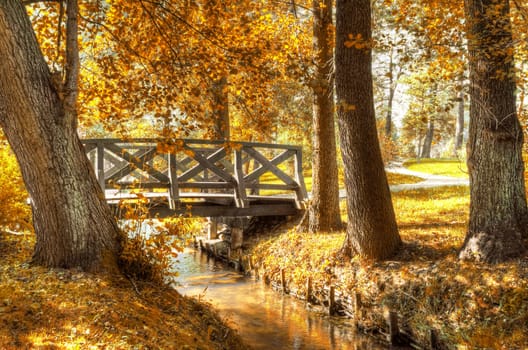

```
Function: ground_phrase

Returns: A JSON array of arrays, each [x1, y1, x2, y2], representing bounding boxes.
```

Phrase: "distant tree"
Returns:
[[459, 0, 528, 262], [400, 61, 458, 158], [372, 1, 414, 138], [335, 0, 401, 259], [0, 0, 122, 270], [387, 0, 465, 157], [309, 0, 342, 233], [453, 73, 466, 157]]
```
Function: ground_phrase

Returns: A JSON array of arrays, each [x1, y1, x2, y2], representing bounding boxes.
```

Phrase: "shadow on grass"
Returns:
[[398, 222, 466, 230]]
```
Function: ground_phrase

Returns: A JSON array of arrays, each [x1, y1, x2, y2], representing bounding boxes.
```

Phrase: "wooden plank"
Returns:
[[106, 182, 171, 189], [178, 182, 234, 189], [106, 191, 236, 201], [105, 144, 170, 184], [294, 150, 309, 207], [178, 192, 235, 199], [246, 195, 296, 202], [178, 147, 229, 182], [105, 191, 170, 201], [244, 148, 294, 182], [182, 145, 236, 183], [83, 138, 302, 152], [83, 143, 96, 153], [96, 142, 105, 190], [168, 153, 179, 209], [244, 148, 296, 186], [104, 145, 158, 180], [246, 183, 298, 191], [130, 203, 301, 217], [234, 149, 248, 208]]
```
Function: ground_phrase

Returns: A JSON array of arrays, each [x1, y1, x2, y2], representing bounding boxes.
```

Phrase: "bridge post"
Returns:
[[294, 148, 308, 209], [234, 149, 248, 208], [168, 153, 179, 209], [96, 142, 105, 191]]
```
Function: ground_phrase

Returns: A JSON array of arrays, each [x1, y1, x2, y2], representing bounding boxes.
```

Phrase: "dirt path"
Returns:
[[338, 162, 469, 198], [386, 161, 469, 192]]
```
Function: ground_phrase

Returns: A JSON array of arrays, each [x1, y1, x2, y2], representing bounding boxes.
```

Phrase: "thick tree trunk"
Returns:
[[335, 0, 401, 260], [309, 0, 342, 233], [460, 0, 528, 263], [420, 118, 434, 158], [0, 0, 122, 271]]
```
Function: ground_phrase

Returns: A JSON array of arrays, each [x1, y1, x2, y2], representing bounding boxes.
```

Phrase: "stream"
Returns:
[[172, 248, 386, 350]]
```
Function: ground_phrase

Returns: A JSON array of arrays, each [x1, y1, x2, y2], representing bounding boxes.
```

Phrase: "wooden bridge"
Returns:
[[82, 139, 308, 218]]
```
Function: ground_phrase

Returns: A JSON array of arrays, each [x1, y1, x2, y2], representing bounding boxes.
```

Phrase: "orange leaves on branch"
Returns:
[[0, 142, 31, 231], [344, 33, 371, 49], [337, 100, 357, 112]]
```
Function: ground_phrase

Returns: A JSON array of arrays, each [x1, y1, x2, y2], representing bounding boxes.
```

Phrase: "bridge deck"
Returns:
[[84, 139, 308, 218]]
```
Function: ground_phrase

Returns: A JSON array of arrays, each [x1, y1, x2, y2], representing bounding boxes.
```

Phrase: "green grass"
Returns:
[[403, 158, 468, 178]]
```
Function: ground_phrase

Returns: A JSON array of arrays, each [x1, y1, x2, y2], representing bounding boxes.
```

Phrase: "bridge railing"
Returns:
[[82, 138, 308, 209]]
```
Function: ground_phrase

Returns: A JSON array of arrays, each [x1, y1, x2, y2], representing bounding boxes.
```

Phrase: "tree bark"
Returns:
[[460, 0, 528, 263], [309, 0, 342, 233], [0, 0, 122, 271], [335, 0, 401, 260]]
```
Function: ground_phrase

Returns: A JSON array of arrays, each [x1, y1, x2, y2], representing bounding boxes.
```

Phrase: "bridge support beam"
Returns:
[[207, 217, 218, 240], [231, 227, 243, 250]]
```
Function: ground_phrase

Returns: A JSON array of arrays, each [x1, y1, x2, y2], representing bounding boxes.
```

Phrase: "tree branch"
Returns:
[[64, 0, 79, 127], [56, 0, 64, 62]]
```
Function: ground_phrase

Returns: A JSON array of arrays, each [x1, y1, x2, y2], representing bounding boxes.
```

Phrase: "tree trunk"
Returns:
[[210, 76, 230, 140], [204, 0, 229, 141], [420, 118, 434, 158], [335, 0, 401, 260], [309, 0, 342, 233], [459, 0, 528, 263], [0, 0, 122, 271]]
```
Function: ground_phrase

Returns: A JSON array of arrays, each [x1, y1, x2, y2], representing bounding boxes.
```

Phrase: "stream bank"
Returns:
[[241, 220, 528, 349], [173, 247, 385, 350], [192, 205, 528, 349], [0, 231, 248, 350]]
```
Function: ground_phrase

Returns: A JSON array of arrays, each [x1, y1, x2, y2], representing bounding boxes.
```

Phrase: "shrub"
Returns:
[[117, 201, 202, 283]]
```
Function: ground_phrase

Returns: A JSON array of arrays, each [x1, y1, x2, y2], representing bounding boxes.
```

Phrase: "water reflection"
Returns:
[[173, 249, 385, 350]]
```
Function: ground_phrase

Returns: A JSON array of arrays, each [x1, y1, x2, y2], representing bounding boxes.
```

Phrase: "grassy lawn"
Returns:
[[403, 158, 469, 178]]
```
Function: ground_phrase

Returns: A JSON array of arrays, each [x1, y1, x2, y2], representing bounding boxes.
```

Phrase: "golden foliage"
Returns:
[[0, 142, 31, 231]]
